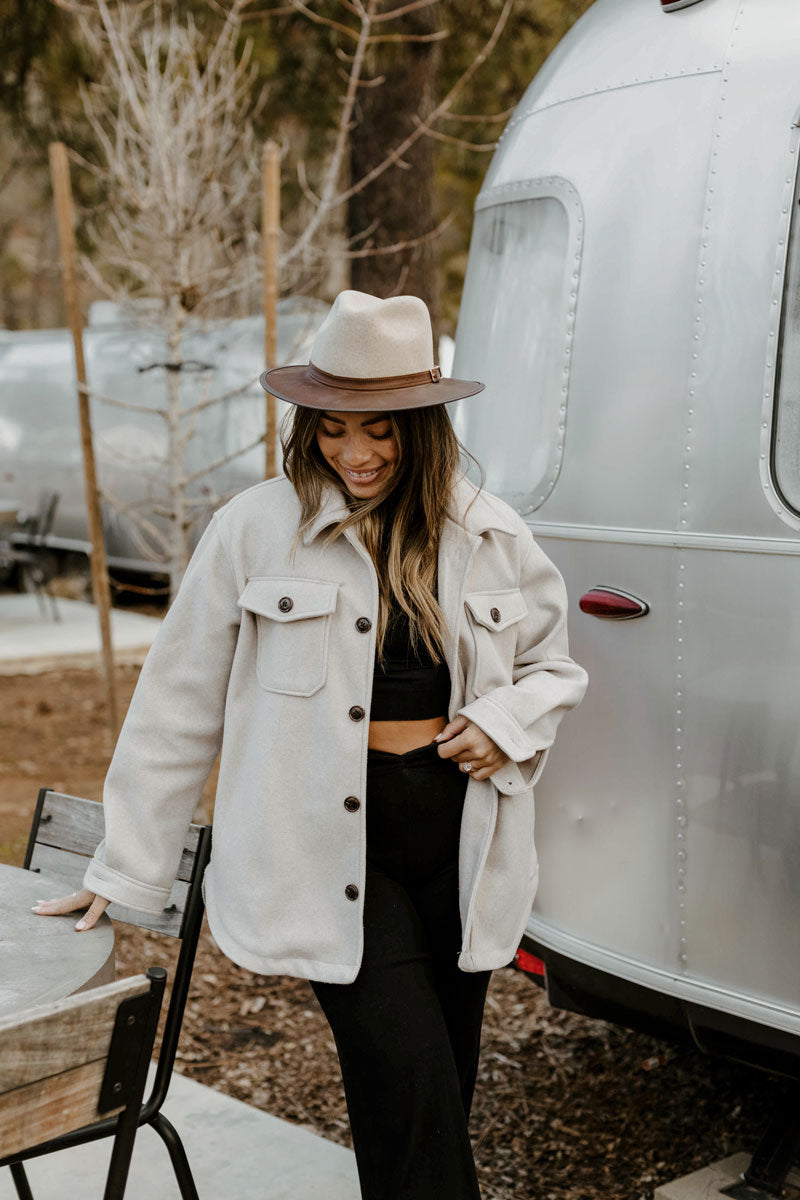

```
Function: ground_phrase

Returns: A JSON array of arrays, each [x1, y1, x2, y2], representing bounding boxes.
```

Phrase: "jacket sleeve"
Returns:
[[457, 534, 588, 796], [83, 512, 242, 912]]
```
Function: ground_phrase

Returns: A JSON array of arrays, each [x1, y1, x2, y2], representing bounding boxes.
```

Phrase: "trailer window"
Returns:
[[451, 181, 582, 513]]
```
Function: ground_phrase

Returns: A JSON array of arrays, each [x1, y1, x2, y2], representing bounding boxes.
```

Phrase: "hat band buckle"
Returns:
[[307, 361, 442, 391]]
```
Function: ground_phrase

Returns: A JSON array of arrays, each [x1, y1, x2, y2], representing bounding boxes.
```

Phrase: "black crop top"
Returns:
[[370, 596, 451, 720]]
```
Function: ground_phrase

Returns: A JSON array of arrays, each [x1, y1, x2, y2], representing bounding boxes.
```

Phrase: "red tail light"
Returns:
[[514, 948, 546, 978], [579, 587, 649, 620], [661, 0, 705, 10]]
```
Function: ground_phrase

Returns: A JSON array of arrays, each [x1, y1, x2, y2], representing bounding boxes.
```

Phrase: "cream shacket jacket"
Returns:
[[84, 472, 588, 982]]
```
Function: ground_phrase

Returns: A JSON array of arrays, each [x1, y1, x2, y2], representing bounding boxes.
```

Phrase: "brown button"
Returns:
[[490, 607, 501, 623], [278, 596, 293, 613], [345, 883, 359, 901], [349, 705, 365, 722], [344, 796, 361, 812], [356, 617, 372, 633]]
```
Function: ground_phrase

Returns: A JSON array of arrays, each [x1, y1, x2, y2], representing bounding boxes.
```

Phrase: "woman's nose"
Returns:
[[341, 438, 373, 466]]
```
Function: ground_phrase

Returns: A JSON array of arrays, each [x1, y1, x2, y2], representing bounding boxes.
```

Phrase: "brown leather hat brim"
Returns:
[[259, 365, 485, 411]]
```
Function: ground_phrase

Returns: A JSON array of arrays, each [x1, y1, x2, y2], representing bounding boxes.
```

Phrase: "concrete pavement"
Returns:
[[0, 1065, 359, 1199], [0, 593, 162, 674]]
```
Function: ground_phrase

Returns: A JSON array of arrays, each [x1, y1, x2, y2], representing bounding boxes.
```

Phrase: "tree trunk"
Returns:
[[348, 1, 441, 348], [166, 296, 190, 601]]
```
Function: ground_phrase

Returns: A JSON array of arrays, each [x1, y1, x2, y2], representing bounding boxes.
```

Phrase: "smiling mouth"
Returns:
[[341, 465, 386, 484]]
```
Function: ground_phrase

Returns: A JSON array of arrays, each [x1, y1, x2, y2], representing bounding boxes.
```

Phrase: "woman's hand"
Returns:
[[434, 716, 509, 782], [32, 888, 111, 932]]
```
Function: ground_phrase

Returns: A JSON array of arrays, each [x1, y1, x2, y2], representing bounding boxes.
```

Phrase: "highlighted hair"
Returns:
[[281, 405, 481, 666]]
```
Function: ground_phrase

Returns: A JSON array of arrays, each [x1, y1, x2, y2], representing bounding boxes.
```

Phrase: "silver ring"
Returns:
[[462, 762, 473, 773]]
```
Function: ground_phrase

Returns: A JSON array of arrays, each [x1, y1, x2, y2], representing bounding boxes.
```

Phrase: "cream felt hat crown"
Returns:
[[259, 290, 485, 411]]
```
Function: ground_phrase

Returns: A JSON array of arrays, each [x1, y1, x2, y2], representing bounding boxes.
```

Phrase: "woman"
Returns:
[[34, 290, 588, 1199]]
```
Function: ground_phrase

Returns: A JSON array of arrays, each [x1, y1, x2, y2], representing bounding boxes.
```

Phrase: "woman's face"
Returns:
[[315, 409, 400, 499]]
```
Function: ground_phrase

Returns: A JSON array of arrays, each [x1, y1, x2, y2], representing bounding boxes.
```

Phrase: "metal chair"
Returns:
[[0, 968, 166, 1200], [8, 787, 213, 1200], [5, 490, 62, 621]]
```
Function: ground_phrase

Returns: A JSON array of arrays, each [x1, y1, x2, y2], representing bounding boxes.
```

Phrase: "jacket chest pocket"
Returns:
[[238, 577, 339, 697], [463, 588, 528, 695]]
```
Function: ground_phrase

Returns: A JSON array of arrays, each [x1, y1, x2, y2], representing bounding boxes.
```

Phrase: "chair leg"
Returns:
[[149, 1111, 200, 1200], [9, 1162, 35, 1200]]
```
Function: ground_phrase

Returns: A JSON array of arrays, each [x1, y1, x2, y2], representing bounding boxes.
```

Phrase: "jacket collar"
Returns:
[[300, 472, 518, 545]]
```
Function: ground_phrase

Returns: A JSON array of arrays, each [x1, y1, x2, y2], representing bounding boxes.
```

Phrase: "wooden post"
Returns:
[[262, 140, 280, 479], [48, 142, 119, 743]]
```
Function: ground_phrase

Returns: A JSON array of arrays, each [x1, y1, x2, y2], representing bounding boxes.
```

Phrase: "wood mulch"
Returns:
[[0, 661, 787, 1200]]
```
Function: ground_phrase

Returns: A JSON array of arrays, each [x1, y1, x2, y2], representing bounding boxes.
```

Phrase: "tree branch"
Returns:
[[371, 0, 439, 20], [184, 433, 266, 484], [411, 115, 497, 152]]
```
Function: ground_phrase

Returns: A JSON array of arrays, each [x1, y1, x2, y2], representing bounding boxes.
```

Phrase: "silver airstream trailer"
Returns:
[[452, 0, 800, 1158], [0, 298, 327, 571]]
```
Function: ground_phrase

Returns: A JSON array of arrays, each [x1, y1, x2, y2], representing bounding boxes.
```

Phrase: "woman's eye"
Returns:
[[320, 427, 344, 439], [370, 431, 393, 440]]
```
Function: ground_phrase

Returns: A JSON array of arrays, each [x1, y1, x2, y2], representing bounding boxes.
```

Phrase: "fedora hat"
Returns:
[[259, 290, 485, 411]]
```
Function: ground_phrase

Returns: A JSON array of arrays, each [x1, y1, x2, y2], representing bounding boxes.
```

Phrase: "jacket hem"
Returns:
[[457, 939, 523, 972], [204, 884, 361, 983]]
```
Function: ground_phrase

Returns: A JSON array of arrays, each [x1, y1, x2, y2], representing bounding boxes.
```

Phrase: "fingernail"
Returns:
[[31, 905, 43, 912], [434, 733, 444, 741], [75, 919, 87, 931]]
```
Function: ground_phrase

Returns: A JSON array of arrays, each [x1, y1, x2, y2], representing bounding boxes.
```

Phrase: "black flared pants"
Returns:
[[311, 742, 492, 1200]]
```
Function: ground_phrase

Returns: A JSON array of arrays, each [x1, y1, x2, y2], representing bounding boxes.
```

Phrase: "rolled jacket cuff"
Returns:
[[83, 851, 173, 915], [458, 694, 549, 796]]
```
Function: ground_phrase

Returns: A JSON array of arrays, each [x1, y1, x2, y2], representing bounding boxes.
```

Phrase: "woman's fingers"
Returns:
[[31, 888, 110, 931], [74, 895, 111, 932], [437, 725, 491, 761], [433, 715, 469, 744], [436, 722, 508, 777]]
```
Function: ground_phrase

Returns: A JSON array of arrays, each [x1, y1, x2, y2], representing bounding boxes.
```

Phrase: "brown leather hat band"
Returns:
[[307, 361, 442, 391]]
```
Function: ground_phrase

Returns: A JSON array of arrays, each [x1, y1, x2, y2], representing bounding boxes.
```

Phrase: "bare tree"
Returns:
[[272, 0, 514, 287], [54, 0, 269, 597], [56, 0, 512, 597]]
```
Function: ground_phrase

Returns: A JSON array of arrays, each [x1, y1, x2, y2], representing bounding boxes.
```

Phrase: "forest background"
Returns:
[[0, 0, 593, 341]]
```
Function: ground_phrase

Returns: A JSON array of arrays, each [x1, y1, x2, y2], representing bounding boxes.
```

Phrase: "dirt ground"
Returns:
[[0, 662, 789, 1200]]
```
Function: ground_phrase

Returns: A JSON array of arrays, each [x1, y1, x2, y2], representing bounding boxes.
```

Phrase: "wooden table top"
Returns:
[[0, 862, 115, 1018]]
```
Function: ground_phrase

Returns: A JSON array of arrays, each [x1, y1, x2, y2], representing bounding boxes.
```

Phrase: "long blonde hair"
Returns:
[[281, 404, 479, 665]]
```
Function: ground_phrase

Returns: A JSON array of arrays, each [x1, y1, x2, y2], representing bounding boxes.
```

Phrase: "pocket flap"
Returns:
[[238, 577, 339, 622], [464, 589, 527, 632]]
